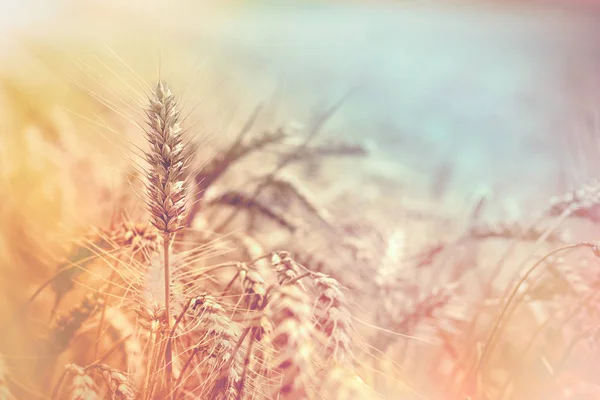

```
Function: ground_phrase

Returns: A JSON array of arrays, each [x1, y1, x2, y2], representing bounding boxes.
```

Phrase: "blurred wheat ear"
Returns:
[[143, 81, 189, 397]]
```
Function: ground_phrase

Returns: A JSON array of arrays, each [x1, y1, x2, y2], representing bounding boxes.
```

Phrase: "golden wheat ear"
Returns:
[[144, 81, 188, 234]]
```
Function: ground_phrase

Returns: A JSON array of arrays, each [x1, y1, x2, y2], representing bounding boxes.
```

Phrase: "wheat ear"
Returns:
[[174, 296, 243, 399], [144, 81, 188, 397], [60, 364, 99, 400], [48, 293, 102, 357], [311, 273, 354, 366], [91, 364, 135, 400], [266, 286, 317, 399]]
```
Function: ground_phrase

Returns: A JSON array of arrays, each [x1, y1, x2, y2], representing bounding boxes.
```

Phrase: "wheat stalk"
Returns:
[[102, 308, 144, 387], [461, 242, 600, 395], [136, 301, 167, 399], [293, 139, 368, 160], [468, 221, 565, 243], [144, 81, 188, 397], [0, 356, 15, 400]]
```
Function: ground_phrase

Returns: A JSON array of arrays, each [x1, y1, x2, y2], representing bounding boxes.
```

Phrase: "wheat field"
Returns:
[[2, 1, 600, 399]]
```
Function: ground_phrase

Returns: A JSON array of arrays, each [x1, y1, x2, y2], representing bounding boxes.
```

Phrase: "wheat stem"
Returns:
[[172, 347, 200, 399], [461, 242, 595, 396], [163, 232, 173, 399]]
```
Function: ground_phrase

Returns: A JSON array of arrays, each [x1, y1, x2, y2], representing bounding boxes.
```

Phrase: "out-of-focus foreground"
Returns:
[[2, 1, 600, 399]]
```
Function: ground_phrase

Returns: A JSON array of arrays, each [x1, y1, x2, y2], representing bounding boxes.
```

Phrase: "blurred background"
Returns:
[[3, 0, 600, 208]]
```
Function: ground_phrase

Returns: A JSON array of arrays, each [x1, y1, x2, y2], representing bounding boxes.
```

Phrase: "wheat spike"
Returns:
[[93, 364, 135, 400], [312, 273, 354, 366], [240, 268, 267, 310], [111, 220, 159, 261], [48, 293, 102, 355], [271, 251, 302, 287], [144, 81, 188, 234], [547, 180, 600, 221], [62, 364, 99, 400], [175, 296, 243, 399], [376, 285, 452, 353], [266, 286, 317, 399]]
